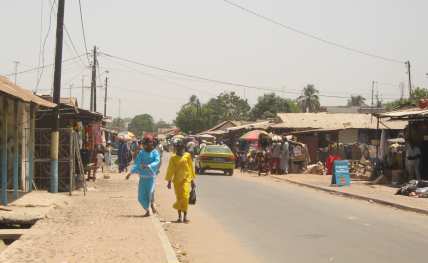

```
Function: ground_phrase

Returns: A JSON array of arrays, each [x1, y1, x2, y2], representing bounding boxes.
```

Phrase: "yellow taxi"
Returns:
[[195, 145, 236, 175]]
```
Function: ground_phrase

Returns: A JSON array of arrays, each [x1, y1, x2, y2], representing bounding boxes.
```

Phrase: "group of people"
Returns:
[[236, 136, 291, 175], [124, 135, 196, 223]]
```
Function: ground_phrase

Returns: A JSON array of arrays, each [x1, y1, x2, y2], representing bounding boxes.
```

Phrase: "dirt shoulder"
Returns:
[[0, 174, 167, 263]]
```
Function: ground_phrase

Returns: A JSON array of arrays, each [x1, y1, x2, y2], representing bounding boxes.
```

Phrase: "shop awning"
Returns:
[[0, 76, 56, 108]]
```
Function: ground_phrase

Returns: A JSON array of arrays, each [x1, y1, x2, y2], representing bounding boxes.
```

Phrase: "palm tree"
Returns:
[[347, 95, 366, 107], [297, 84, 320, 112]]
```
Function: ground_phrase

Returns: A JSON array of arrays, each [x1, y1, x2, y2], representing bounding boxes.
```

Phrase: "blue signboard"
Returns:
[[332, 160, 351, 186]]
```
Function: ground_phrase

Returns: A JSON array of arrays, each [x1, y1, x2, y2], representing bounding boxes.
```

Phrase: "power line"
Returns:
[[101, 52, 402, 101], [35, 0, 56, 92], [101, 52, 279, 92], [48, 0, 86, 67], [100, 55, 219, 96], [221, 0, 405, 64], [63, 25, 86, 67], [4, 54, 87, 77], [78, 0, 90, 64]]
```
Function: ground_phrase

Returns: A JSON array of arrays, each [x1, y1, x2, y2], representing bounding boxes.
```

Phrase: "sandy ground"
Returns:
[[155, 155, 261, 263], [0, 173, 168, 263]]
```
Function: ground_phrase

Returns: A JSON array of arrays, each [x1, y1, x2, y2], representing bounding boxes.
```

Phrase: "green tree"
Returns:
[[204, 92, 251, 125], [175, 92, 250, 134], [347, 95, 366, 107], [175, 95, 205, 134], [385, 87, 428, 110], [297, 84, 321, 112], [128, 114, 155, 136], [154, 119, 172, 132], [250, 93, 300, 120], [108, 117, 131, 131]]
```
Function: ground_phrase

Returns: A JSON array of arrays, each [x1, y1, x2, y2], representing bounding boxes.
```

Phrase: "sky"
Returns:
[[1, 0, 428, 122]]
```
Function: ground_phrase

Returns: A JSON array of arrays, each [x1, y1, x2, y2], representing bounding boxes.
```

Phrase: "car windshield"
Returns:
[[204, 146, 231, 153]]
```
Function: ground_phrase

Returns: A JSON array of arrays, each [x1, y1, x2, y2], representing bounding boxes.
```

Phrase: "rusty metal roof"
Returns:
[[377, 107, 428, 119], [0, 76, 56, 108], [274, 112, 406, 130]]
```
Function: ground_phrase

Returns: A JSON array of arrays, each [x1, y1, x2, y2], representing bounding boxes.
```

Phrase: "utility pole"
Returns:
[[104, 73, 109, 117], [399, 82, 405, 100], [406, 61, 412, 99], [81, 75, 85, 108], [69, 84, 73, 98], [13, 61, 19, 84], [371, 81, 375, 109], [90, 46, 97, 112], [50, 0, 65, 193], [118, 98, 122, 118]]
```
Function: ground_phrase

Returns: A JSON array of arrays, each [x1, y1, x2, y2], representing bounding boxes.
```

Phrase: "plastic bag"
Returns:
[[189, 187, 197, 205]]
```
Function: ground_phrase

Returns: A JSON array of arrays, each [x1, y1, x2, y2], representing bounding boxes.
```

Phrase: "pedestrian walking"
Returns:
[[165, 138, 196, 223], [118, 138, 130, 173], [96, 150, 105, 173], [104, 142, 113, 171], [126, 135, 160, 217]]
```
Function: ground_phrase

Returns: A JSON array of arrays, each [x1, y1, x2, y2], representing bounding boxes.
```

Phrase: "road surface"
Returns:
[[184, 172, 428, 263]]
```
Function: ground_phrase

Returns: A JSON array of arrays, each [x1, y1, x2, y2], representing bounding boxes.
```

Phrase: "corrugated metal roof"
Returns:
[[227, 121, 271, 131], [274, 113, 406, 130], [0, 76, 56, 108], [377, 107, 428, 118]]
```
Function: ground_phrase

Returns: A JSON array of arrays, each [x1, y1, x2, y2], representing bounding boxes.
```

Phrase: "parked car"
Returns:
[[195, 145, 235, 175]]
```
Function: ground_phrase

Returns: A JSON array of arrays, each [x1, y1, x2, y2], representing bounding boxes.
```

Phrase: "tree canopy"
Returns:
[[297, 84, 320, 112], [175, 92, 251, 134], [385, 87, 428, 110], [128, 114, 155, 136], [347, 95, 366, 107], [250, 93, 299, 120]]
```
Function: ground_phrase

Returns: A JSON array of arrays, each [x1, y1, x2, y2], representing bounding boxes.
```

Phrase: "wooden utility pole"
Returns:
[[371, 81, 375, 109], [50, 0, 66, 193], [13, 61, 19, 84], [81, 75, 85, 108], [104, 74, 108, 117], [90, 46, 97, 112], [406, 61, 412, 99]]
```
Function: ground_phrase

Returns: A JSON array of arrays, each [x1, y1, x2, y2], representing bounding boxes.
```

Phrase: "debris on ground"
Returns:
[[396, 180, 428, 198], [349, 160, 373, 179], [304, 162, 324, 175]]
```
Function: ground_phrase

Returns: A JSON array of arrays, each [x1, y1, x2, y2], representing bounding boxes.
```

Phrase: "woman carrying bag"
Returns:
[[165, 138, 196, 223]]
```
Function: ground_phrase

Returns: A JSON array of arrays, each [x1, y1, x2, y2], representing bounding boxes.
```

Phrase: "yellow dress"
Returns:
[[165, 153, 196, 212]]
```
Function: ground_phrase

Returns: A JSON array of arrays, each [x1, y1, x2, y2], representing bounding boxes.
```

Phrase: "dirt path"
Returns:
[[0, 174, 167, 263]]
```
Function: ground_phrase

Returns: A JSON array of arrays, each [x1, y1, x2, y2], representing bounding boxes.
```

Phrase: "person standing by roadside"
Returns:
[[126, 135, 160, 217], [280, 137, 290, 174], [406, 140, 422, 180], [165, 138, 196, 223]]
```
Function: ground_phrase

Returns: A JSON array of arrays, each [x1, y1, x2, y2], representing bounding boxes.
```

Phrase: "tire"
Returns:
[[227, 169, 234, 176]]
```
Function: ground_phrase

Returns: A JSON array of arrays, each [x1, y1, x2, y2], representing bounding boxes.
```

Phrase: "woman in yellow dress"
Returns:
[[165, 138, 196, 223]]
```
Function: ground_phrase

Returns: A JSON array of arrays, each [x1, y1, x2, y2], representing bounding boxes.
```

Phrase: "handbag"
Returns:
[[189, 186, 197, 205]]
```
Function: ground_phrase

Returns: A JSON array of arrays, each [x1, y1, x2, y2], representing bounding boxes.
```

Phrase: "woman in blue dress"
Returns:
[[126, 135, 160, 217]]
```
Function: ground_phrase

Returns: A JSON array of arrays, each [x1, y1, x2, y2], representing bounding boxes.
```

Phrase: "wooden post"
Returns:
[[1, 97, 9, 205], [13, 100, 19, 200], [69, 129, 74, 196], [28, 104, 35, 192]]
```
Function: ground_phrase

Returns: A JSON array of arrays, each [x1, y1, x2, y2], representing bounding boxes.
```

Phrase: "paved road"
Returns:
[[195, 173, 428, 263]]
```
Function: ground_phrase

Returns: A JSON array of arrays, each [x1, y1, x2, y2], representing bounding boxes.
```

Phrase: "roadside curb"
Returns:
[[271, 175, 428, 216], [151, 215, 180, 263]]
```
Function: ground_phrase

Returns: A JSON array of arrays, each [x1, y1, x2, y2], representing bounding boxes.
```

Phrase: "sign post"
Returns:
[[331, 160, 351, 186]]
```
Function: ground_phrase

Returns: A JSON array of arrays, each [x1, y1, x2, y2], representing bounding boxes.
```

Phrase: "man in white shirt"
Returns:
[[406, 141, 422, 180]]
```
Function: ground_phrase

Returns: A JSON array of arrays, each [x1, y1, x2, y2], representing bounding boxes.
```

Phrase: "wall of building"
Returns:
[[339, 129, 359, 144]]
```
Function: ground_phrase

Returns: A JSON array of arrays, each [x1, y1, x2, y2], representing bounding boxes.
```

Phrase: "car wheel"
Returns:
[[227, 169, 234, 176]]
